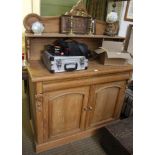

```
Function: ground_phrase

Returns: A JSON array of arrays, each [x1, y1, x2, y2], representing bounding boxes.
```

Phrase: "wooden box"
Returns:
[[60, 15, 96, 34]]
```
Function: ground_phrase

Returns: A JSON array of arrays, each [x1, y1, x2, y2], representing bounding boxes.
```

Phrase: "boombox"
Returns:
[[42, 39, 88, 73]]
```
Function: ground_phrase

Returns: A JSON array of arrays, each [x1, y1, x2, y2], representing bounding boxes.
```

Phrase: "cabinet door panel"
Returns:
[[49, 94, 83, 135], [92, 87, 119, 123], [43, 87, 89, 141], [87, 81, 126, 128]]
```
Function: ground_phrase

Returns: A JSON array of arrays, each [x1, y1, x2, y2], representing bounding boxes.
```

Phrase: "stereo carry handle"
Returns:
[[64, 63, 78, 71]]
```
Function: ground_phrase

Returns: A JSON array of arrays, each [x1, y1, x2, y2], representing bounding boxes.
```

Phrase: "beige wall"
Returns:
[[22, 1, 133, 37], [22, 0, 40, 31]]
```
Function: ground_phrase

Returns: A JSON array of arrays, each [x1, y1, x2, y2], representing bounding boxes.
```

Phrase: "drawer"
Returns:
[[42, 73, 130, 92]]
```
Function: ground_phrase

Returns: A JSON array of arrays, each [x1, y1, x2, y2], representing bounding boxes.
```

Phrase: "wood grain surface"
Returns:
[[24, 13, 133, 152], [27, 60, 132, 82], [43, 87, 89, 142], [23, 13, 109, 35]]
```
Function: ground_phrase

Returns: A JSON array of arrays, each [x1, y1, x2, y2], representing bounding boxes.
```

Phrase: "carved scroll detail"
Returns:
[[25, 37, 30, 62], [35, 94, 43, 112]]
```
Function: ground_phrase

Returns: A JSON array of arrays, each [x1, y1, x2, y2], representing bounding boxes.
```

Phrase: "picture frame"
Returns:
[[60, 15, 96, 34], [124, 0, 133, 22]]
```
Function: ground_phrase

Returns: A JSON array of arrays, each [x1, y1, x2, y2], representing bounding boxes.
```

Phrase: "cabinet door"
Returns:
[[86, 81, 126, 128], [43, 86, 89, 141]]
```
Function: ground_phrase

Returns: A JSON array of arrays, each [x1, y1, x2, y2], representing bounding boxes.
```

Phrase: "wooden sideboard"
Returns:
[[24, 14, 132, 153], [27, 59, 132, 153]]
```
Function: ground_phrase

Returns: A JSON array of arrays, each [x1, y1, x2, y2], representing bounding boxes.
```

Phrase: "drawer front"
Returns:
[[42, 73, 130, 92]]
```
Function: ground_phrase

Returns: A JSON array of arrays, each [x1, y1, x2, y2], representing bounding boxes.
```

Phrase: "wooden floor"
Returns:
[[22, 83, 107, 155]]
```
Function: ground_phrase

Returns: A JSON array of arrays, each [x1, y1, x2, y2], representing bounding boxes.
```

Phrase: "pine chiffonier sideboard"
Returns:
[[24, 14, 132, 153]]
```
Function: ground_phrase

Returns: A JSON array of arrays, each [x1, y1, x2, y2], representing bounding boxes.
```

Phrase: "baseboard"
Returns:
[[35, 119, 115, 153]]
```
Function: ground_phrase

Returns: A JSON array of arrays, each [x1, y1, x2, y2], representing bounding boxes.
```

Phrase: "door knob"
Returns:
[[84, 107, 88, 111], [88, 106, 93, 111], [84, 106, 93, 111]]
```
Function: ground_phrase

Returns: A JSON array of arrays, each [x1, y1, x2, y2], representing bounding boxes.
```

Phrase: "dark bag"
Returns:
[[54, 39, 89, 58]]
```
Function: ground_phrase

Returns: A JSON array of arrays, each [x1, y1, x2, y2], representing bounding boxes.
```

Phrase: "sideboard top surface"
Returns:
[[25, 33, 125, 40], [27, 60, 132, 82]]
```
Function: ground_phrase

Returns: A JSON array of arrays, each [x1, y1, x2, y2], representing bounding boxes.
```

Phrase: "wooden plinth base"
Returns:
[[35, 119, 115, 153]]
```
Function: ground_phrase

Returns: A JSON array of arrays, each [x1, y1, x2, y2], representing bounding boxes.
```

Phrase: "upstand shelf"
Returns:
[[25, 33, 125, 40]]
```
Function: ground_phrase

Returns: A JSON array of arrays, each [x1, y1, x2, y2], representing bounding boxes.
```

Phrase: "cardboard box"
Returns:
[[101, 41, 124, 53], [95, 47, 131, 66]]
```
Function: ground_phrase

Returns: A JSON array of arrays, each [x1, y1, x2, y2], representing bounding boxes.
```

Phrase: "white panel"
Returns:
[[118, 1, 133, 37]]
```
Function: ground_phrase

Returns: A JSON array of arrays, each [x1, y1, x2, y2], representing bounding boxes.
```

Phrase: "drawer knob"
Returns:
[[88, 106, 93, 111], [84, 107, 88, 111]]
